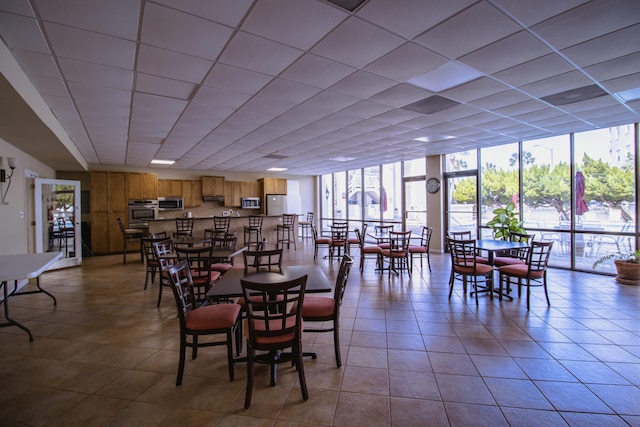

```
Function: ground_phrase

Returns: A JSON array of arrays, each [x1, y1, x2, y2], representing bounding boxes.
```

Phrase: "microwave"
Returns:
[[158, 196, 184, 210], [241, 197, 261, 209]]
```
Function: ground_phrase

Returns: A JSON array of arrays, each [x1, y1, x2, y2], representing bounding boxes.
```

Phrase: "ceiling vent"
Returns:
[[264, 154, 288, 160], [402, 95, 461, 115], [541, 84, 608, 106], [326, 0, 369, 12]]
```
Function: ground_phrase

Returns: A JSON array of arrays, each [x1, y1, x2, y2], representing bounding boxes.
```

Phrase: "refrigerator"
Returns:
[[266, 194, 287, 216]]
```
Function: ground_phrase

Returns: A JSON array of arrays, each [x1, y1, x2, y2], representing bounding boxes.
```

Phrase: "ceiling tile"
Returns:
[[561, 24, 640, 67], [458, 31, 552, 74], [280, 53, 356, 89], [44, 22, 136, 69], [0, 12, 49, 53], [241, 0, 345, 50], [365, 42, 449, 83], [152, 0, 253, 27], [135, 73, 196, 100], [329, 70, 397, 98], [257, 78, 321, 104], [311, 17, 404, 69], [203, 63, 272, 95], [531, 0, 640, 49], [490, 0, 589, 27], [13, 50, 62, 79], [441, 77, 511, 102], [520, 71, 595, 98], [58, 57, 133, 90], [137, 44, 213, 83], [141, 2, 232, 60], [358, 0, 476, 39], [219, 31, 303, 76], [493, 54, 575, 88], [34, 0, 139, 40], [415, 1, 522, 59]]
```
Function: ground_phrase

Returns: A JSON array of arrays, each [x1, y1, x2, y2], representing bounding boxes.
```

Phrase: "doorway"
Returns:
[[35, 178, 82, 269], [444, 173, 478, 239], [403, 177, 426, 233]]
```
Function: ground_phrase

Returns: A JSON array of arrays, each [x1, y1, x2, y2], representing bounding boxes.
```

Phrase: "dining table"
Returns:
[[0, 251, 63, 340], [206, 264, 332, 301], [475, 239, 531, 300]]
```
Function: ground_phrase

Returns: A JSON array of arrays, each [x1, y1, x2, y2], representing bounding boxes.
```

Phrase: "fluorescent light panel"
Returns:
[[267, 167, 288, 171], [151, 159, 175, 165], [408, 62, 483, 92], [616, 87, 640, 102]]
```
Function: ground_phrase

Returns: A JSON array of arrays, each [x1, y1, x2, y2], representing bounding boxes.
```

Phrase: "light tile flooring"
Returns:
[[1, 241, 639, 426]]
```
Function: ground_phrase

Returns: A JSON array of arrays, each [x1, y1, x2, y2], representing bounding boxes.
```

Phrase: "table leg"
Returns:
[[0, 280, 34, 341]]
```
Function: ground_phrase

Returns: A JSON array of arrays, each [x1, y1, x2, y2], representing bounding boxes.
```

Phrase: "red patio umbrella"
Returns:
[[575, 170, 589, 216]]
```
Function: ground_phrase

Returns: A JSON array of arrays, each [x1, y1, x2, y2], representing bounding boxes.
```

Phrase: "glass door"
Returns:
[[445, 173, 478, 239], [35, 178, 82, 269], [403, 178, 426, 234]]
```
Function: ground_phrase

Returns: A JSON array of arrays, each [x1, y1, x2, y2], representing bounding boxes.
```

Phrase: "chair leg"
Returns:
[[296, 341, 309, 401], [226, 330, 235, 381], [334, 323, 341, 368], [157, 280, 163, 307], [244, 347, 255, 409], [176, 334, 187, 386]]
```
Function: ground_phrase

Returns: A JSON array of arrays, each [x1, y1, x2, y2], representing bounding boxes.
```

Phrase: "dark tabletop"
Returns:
[[207, 264, 332, 300]]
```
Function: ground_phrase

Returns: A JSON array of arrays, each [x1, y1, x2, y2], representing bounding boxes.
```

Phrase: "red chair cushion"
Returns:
[[211, 263, 233, 273], [493, 256, 525, 267], [498, 264, 544, 279], [296, 296, 335, 318], [185, 303, 240, 331], [408, 246, 427, 253], [453, 263, 494, 275], [362, 246, 382, 253]]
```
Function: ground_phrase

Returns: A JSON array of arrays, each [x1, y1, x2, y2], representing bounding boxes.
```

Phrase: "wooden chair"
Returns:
[[175, 245, 220, 305], [166, 260, 241, 386], [117, 217, 144, 264], [241, 274, 308, 409], [298, 212, 314, 241], [297, 254, 353, 367], [242, 248, 283, 273], [497, 241, 554, 310], [380, 230, 412, 277], [448, 230, 472, 240], [243, 215, 264, 250], [447, 237, 494, 305], [355, 226, 382, 274], [409, 226, 433, 272], [174, 218, 194, 238], [312, 225, 331, 260], [329, 223, 348, 261], [276, 213, 297, 250], [141, 233, 168, 290], [373, 224, 394, 249], [493, 232, 535, 267], [152, 238, 175, 307]]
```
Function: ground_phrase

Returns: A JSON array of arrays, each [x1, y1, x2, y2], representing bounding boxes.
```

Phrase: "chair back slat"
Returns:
[[527, 241, 553, 272]]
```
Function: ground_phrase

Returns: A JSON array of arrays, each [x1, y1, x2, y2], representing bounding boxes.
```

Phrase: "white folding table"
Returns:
[[0, 252, 63, 341]]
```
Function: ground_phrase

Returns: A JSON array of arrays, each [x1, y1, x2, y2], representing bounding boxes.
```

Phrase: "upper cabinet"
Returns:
[[126, 172, 158, 199], [224, 181, 241, 207], [184, 180, 202, 208], [158, 179, 183, 197], [201, 176, 225, 196], [241, 181, 262, 198], [261, 178, 287, 195]]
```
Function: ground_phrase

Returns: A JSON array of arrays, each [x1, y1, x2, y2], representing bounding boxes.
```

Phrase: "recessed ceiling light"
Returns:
[[151, 159, 175, 165], [415, 135, 456, 143], [267, 167, 288, 172], [615, 87, 640, 102], [408, 62, 483, 92], [331, 156, 355, 162]]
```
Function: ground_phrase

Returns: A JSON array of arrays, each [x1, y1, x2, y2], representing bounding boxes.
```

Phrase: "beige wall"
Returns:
[[426, 155, 444, 253], [0, 138, 56, 255]]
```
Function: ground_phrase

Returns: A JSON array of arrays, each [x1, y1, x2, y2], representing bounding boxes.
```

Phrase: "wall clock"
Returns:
[[427, 177, 441, 194]]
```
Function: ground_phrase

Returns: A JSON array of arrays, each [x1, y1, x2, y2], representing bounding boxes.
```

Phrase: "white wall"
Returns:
[[0, 138, 56, 255]]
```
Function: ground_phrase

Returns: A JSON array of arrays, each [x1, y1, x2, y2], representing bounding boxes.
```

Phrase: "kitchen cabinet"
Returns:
[[90, 171, 129, 255], [261, 178, 287, 195], [241, 181, 262, 198], [201, 176, 225, 196], [126, 172, 158, 199], [183, 180, 202, 208], [224, 181, 241, 207], [158, 179, 183, 197]]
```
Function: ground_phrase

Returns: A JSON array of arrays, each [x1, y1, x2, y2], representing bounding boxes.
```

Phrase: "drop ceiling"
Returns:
[[0, 0, 639, 175]]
